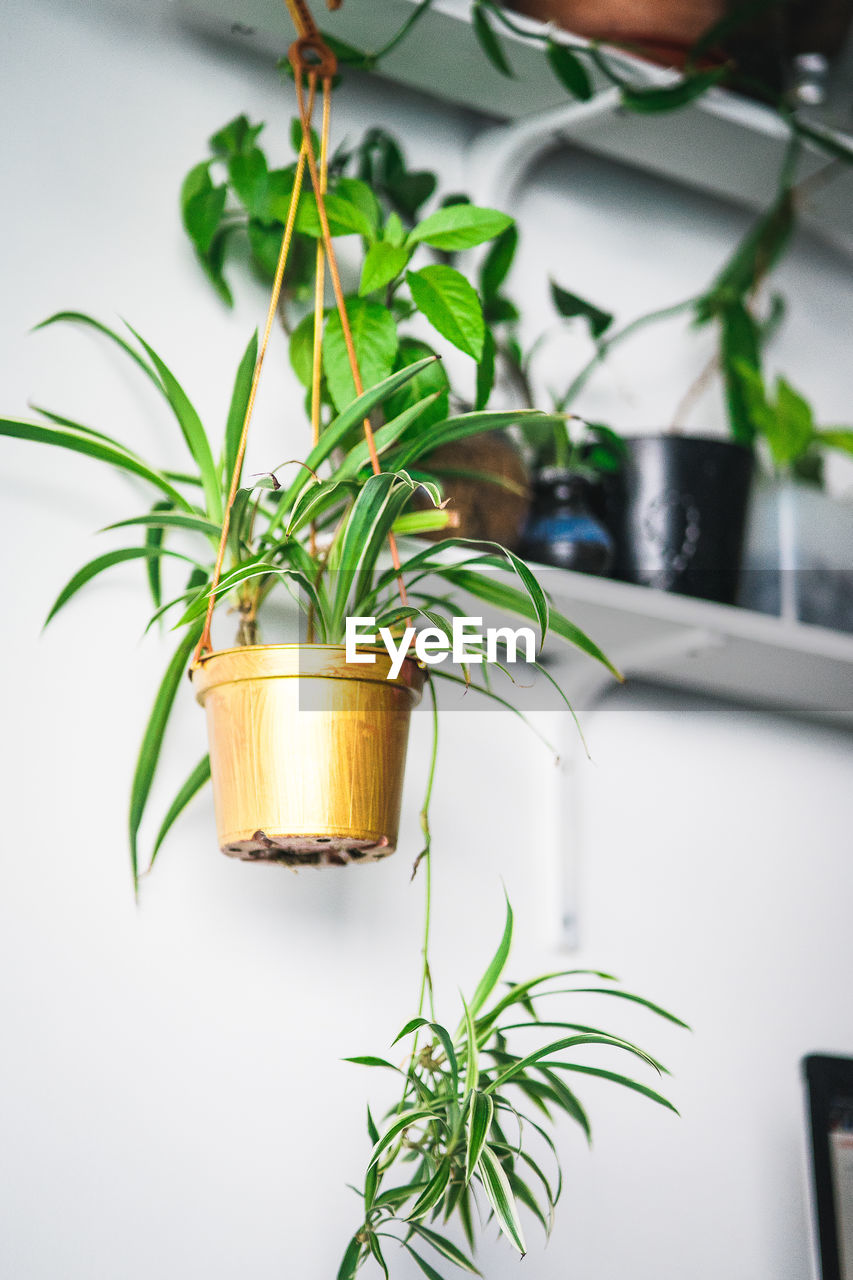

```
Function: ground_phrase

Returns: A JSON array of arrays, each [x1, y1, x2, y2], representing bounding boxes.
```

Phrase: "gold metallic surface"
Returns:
[[191, 645, 424, 866]]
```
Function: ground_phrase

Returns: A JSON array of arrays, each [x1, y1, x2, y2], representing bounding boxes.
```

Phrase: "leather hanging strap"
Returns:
[[192, 3, 406, 668]]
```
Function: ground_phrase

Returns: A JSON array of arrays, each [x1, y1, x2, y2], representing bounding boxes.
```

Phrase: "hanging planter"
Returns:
[[192, 644, 424, 864], [506, 0, 725, 65]]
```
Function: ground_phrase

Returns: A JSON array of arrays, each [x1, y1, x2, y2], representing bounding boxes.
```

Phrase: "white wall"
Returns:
[[1, 2, 852, 1277]]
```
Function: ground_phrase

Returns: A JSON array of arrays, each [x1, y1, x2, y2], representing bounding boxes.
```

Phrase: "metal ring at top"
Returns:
[[289, 35, 338, 79]]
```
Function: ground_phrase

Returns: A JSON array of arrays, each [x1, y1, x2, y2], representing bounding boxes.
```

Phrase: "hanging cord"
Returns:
[[191, 79, 316, 666], [192, 17, 408, 668], [292, 65, 408, 607]]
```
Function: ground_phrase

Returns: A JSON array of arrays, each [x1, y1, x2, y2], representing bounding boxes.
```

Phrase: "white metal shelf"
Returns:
[[536, 568, 853, 727], [178, 0, 853, 254]]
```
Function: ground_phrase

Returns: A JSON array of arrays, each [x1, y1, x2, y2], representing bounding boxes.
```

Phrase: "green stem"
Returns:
[[372, 0, 435, 62], [557, 293, 702, 410], [416, 672, 439, 1021], [553, 420, 571, 470]]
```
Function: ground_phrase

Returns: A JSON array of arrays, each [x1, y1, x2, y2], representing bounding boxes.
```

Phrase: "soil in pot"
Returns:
[[605, 434, 754, 604], [191, 645, 425, 867], [519, 469, 614, 574], [417, 430, 529, 551]]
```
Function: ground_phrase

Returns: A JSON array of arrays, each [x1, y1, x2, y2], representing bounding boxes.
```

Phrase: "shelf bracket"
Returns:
[[554, 625, 725, 951], [467, 87, 623, 210]]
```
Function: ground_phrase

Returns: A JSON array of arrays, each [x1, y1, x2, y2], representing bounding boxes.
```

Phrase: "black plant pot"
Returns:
[[519, 469, 614, 574], [606, 435, 754, 604]]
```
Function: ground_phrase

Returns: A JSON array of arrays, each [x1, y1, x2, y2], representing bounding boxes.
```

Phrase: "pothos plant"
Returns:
[[182, 117, 507, 424], [310, 0, 853, 157]]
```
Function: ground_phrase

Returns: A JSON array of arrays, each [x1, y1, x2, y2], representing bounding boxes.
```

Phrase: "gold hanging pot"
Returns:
[[193, 646, 424, 865], [189, 3, 419, 869]]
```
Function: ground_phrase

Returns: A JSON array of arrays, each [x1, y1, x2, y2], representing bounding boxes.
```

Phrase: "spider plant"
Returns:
[[1, 311, 618, 891], [338, 892, 687, 1277]]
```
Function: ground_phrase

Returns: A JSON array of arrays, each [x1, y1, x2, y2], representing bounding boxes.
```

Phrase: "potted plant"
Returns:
[[533, 165, 801, 605], [182, 118, 532, 550], [0, 25, 691, 1273], [732, 364, 853, 631], [476, 247, 623, 573], [505, 0, 726, 66]]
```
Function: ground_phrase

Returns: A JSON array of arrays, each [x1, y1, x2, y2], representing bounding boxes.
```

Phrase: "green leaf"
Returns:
[[439, 567, 619, 678], [296, 190, 374, 240], [336, 1236, 362, 1280], [223, 330, 258, 486], [470, 895, 514, 1017], [720, 303, 761, 446], [103, 512, 221, 540], [819, 428, 853, 456], [621, 67, 726, 113], [403, 1244, 447, 1280], [143, 499, 171, 609], [429, 1022, 460, 1095], [567, 986, 690, 1027], [535, 1066, 592, 1141], [383, 339, 450, 432], [329, 472, 418, 632], [272, 357, 439, 518], [389, 408, 559, 471], [195, 223, 236, 306], [551, 281, 613, 339], [393, 509, 454, 537], [285, 478, 357, 536], [408, 1160, 452, 1219], [392, 1016, 431, 1045], [476, 1145, 526, 1255], [367, 1232, 389, 1279], [407, 266, 485, 361], [148, 755, 211, 871], [181, 163, 227, 255], [126, 327, 222, 523], [44, 546, 199, 628], [129, 626, 201, 892], [228, 147, 269, 218], [466, 1090, 494, 1184], [546, 39, 593, 100], [33, 311, 163, 392], [407, 1224, 481, 1274], [479, 226, 518, 302], [342, 1055, 401, 1071], [289, 311, 315, 391], [462, 995, 479, 1094], [337, 392, 444, 480], [359, 241, 411, 296], [246, 219, 283, 280], [322, 297, 399, 413], [547, 1062, 680, 1113], [367, 1107, 442, 1171], [372, 1180, 430, 1211], [472, 2, 514, 77], [336, 177, 382, 240], [209, 114, 264, 156], [30, 405, 145, 456], [545, 39, 591, 101], [697, 188, 795, 322], [508, 1171, 550, 1237], [475, 327, 496, 410], [408, 205, 513, 252], [366, 1106, 380, 1146]]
